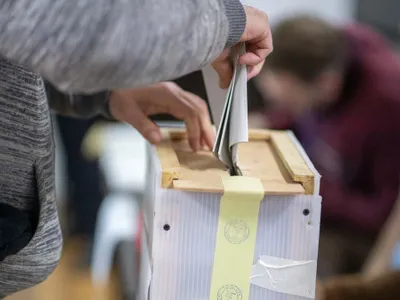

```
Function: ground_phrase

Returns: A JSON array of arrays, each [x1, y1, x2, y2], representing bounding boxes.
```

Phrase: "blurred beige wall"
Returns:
[[241, 0, 356, 25]]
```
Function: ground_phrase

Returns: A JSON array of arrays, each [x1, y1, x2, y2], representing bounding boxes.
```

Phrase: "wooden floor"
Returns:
[[7, 239, 122, 300]]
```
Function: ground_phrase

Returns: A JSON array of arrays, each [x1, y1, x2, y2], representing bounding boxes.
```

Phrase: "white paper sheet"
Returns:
[[202, 66, 227, 129], [229, 44, 248, 167], [212, 50, 239, 171], [203, 43, 248, 174]]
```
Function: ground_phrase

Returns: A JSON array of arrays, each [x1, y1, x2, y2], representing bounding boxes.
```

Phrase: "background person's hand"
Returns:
[[109, 82, 215, 152], [213, 6, 273, 88]]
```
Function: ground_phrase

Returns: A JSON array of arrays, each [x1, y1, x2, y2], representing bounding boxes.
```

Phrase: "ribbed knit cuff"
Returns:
[[101, 91, 115, 120], [223, 0, 246, 48], [90, 91, 115, 120], [69, 91, 115, 120]]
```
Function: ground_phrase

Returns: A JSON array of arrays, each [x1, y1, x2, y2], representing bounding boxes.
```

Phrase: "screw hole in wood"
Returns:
[[303, 209, 310, 216], [163, 224, 171, 231]]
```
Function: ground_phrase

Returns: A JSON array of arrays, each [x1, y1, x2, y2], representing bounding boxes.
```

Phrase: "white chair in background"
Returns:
[[91, 193, 140, 284], [90, 123, 147, 285]]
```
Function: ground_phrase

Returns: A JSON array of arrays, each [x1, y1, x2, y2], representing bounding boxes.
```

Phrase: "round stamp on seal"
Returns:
[[217, 284, 243, 300], [224, 219, 250, 244]]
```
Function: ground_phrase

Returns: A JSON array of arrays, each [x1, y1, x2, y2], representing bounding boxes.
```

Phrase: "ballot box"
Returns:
[[138, 128, 322, 300]]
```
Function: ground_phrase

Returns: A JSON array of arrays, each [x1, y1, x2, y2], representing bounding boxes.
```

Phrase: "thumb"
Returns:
[[117, 100, 162, 144], [212, 49, 233, 89]]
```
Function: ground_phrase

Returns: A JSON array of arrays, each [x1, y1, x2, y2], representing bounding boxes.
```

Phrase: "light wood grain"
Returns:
[[156, 139, 182, 188], [173, 179, 304, 195], [248, 128, 271, 140], [165, 127, 271, 141], [164, 128, 187, 140], [270, 131, 315, 194], [156, 129, 311, 194]]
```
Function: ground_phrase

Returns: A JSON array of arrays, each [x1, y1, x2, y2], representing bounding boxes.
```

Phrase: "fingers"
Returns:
[[110, 83, 215, 152], [213, 35, 272, 87], [184, 111, 202, 152], [118, 97, 163, 144], [155, 83, 201, 151], [179, 90, 216, 150], [212, 49, 233, 89], [239, 52, 263, 65], [157, 83, 214, 152], [239, 40, 271, 64], [239, 27, 272, 73], [213, 8, 273, 87], [247, 62, 265, 80], [235, 6, 273, 79], [238, 42, 271, 79]]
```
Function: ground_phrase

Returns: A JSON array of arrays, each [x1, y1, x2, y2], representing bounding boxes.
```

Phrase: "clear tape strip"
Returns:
[[249, 255, 317, 298]]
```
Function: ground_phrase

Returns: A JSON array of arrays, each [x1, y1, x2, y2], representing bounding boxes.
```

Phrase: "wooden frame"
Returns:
[[155, 128, 315, 195]]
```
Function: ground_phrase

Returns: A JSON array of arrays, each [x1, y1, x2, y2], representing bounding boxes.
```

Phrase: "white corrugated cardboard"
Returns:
[[250, 256, 317, 298], [139, 142, 322, 300]]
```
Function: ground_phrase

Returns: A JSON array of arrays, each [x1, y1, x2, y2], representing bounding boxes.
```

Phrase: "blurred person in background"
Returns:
[[45, 82, 107, 266], [250, 15, 400, 277], [0, 0, 273, 297]]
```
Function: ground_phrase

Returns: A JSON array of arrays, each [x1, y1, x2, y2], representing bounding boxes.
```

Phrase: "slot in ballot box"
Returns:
[[138, 128, 322, 300]]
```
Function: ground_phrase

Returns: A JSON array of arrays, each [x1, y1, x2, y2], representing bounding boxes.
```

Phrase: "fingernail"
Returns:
[[149, 131, 161, 144]]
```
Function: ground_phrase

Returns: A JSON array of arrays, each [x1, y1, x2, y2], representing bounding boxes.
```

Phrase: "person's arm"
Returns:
[[321, 130, 400, 233], [0, 0, 246, 93]]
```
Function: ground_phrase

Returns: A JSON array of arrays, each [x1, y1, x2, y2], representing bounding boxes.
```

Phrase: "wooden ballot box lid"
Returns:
[[154, 128, 319, 195]]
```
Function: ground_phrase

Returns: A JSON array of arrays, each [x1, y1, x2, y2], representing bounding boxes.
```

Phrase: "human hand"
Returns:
[[109, 82, 215, 152], [213, 6, 273, 88]]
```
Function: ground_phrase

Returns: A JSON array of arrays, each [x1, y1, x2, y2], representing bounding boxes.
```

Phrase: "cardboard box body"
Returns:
[[139, 129, 322, 300]]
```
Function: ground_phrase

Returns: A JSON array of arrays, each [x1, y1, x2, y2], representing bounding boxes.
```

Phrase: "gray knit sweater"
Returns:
[[0, 0, 246, 297]]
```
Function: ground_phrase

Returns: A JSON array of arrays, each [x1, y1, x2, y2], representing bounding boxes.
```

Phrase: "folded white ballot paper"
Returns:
[[202, 43, 248, 174]]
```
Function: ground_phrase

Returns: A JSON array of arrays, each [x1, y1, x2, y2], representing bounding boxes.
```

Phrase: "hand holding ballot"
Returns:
[[212, 43, 249, 174], [109, 5, 272, 155], [213, 6, 273, 89]]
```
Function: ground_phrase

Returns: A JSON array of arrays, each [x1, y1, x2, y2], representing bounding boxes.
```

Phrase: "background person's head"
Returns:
[[259, 15, 347, 116]]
